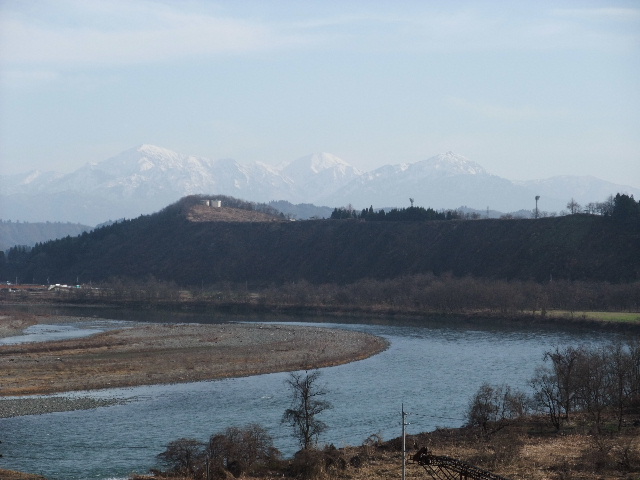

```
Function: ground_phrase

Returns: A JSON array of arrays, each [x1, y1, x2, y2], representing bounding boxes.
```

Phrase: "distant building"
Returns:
[[201, 199, 222, 208]]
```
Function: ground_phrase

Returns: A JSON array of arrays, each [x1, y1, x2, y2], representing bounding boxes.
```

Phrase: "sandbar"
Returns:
[[0, 314, 388, 400]]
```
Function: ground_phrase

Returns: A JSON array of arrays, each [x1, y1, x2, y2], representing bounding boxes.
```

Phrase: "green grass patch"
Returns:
[[547, 310, 640, 323]]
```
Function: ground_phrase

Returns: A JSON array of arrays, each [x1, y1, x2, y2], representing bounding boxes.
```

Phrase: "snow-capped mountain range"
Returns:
[[1, 145, 638, 225]]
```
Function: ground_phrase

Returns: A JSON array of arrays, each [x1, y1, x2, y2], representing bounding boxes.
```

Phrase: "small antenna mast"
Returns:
[[402, 404, 409, 480]]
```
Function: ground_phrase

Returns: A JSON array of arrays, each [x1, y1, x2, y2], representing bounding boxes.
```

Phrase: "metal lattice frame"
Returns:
[[412, 448, 512, 480]]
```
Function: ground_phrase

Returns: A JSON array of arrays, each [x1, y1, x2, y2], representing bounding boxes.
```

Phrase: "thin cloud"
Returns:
[[283, 6, 640, 54], [0, 1, 299, 67], [397, 6, 640, 52], [447, 96, 569, 121], [551, 7, 640, 20], [1, 69, 61, 87], [1, 1, 638, 71]]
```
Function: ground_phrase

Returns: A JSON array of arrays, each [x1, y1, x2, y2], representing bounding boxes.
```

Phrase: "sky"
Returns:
[[1, 0, 639, 187]]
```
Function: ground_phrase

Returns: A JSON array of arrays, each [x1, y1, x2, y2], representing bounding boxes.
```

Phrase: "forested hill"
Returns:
[[2, 197, 639, 286]]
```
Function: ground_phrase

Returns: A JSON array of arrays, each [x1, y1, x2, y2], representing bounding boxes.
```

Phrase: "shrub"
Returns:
[[465, 383, 529, 435]]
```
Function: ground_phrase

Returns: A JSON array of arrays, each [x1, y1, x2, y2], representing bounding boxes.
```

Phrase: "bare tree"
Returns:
[[282, 370, 332, 450], [530, 346, 585, 429], [465, 383, 528, 434], [208, 424, 278, 477], [546, 346, 584, 420], [531, 365, 564, 430], [157, 438, 205, 476], [626, 338, 640, 409], [531, 342, 640, 432], [608, 341, 630, 431], [596, 195, 615, 216], [573, 347, 611, 433], [566, 198, 581, 214]]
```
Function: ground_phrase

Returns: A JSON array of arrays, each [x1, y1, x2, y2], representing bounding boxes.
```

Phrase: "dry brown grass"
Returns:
[[131, 417, 640, 480], [288, 420, 639, 480], [401, 418, 640, 480], [187, 205, 285, 223], [0, 469, 47, 480], [0, 312, 38, 337]]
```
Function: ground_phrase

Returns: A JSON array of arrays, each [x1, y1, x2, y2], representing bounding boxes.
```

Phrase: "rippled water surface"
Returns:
[[0, 310, 620, 480]]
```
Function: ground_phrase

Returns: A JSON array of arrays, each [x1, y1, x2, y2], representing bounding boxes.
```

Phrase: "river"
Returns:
[[0, 309, 623, 480]]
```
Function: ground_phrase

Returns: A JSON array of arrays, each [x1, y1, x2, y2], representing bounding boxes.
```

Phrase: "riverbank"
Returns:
[[0, 312, 39, 337], [0, 469, 47, 480], [4, 295, 640, 332], [0, 313, 388, 400]]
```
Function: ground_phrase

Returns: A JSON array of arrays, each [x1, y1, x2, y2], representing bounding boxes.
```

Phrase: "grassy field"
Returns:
[[547, 310, 640, 323]]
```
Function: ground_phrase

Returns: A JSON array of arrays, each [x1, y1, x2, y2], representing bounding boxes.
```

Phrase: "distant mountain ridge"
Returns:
[[0, 220, 91, 251], [1, 145, 638, 225]]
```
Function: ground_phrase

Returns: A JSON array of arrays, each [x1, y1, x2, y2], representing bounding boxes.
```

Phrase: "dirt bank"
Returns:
[[0, 312, 38, 337], [0, 314, 388, 398], [0, 469, 47, 480]]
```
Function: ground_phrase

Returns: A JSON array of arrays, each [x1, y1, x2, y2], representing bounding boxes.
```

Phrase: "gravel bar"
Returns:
[[0, 396, 125, 418], [0, 314, 389, 408]]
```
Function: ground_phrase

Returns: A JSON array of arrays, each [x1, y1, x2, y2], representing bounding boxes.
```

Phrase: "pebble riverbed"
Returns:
[[0, 396, 125, 418]]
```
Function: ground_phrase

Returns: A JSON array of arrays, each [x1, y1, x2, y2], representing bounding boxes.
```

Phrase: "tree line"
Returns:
[[330, 205, 462, 221], [24, 273, 640, 316], [329, 193, 640, 221], [466, 339, 640, 435], [567, 193, 640, 219], [254, 274, 640, 315]]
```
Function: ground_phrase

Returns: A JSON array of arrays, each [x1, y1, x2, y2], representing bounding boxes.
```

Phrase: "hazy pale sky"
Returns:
[[1, 0, 639, 187]]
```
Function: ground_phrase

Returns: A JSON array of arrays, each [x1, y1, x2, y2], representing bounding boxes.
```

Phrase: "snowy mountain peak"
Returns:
[[416, 152, 488, 176], [21, 170, 62, 185], [137, 144, 177, 157], [283, 152, 360, 177], [93, 144, 188, 177], [309, 152, 353, 174], [281, 152, 361, 183], [278, 152, 362, 199]]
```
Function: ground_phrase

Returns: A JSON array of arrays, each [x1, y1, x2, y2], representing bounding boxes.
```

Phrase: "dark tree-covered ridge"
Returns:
[[1, 195, 639, 286]]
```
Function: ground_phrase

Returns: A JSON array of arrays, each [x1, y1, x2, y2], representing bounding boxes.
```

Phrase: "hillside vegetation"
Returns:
[[1, 195, 639, 288]]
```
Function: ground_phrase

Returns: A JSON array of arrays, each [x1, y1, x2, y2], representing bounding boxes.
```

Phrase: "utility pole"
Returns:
[[402, 404, 408, 480]]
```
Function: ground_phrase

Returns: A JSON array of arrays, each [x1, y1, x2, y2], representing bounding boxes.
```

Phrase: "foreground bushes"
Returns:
[[156, 424, 280, 479]]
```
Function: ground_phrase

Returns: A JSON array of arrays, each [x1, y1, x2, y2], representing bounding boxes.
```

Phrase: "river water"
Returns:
[[0, 310, 622, 480]]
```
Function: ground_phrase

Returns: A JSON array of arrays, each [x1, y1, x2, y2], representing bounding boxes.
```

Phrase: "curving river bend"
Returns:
[[0, 311, 621, 480]]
